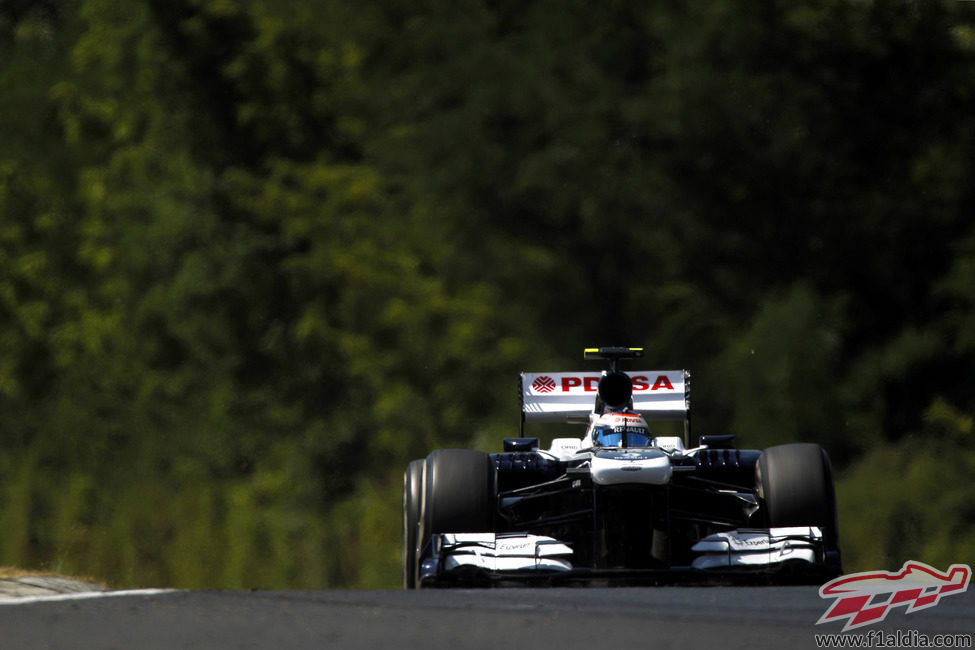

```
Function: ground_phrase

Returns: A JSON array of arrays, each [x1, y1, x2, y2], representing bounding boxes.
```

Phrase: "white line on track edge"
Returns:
[[0, 588, 177, 605]]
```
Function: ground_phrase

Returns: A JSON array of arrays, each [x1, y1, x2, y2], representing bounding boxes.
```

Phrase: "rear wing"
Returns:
[[520, 370, 690, 425]]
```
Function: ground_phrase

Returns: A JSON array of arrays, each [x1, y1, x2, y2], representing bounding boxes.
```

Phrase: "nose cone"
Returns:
[[591, 448, 673, 486]]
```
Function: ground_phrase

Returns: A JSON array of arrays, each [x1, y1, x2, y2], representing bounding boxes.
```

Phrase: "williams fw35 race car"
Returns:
[[403, 347, 842, 587]]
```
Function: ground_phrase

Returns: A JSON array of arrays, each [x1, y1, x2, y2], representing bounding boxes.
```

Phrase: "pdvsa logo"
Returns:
[[531, 376, 556, 393], [817, 560, 971, 631], [529, 374, 676, 394]]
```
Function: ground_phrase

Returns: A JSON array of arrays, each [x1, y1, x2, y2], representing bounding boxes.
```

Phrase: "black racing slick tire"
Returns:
[[756, 442, 839, 551], [416, 449, 495, 583], [402, 458, 424, 589]]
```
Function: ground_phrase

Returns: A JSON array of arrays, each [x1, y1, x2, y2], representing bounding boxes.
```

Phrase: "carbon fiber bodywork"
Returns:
[[494, 447, 763, 571]]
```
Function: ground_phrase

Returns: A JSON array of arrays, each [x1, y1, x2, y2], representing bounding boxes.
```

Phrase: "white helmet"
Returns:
[[590, 410, 651, 448]]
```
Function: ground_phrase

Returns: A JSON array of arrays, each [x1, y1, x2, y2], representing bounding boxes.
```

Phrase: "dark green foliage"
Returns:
[[1, 0, 974, 587]]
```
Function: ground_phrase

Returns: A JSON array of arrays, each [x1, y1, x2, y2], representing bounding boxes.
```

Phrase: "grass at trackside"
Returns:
[[0, 566, 104, 585], [0, 567, 38, 578]]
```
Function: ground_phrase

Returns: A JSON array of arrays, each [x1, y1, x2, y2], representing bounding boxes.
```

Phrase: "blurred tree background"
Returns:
[[1, 0, 973, 588]]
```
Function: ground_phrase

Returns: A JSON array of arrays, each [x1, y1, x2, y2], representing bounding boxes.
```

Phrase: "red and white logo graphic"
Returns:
[[531, 376, 556, 393], [817, 561, 971, 631], [528, 373, 678, 394]]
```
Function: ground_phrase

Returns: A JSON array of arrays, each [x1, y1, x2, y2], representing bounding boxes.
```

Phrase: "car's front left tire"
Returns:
[[756, 442, 840, 565]]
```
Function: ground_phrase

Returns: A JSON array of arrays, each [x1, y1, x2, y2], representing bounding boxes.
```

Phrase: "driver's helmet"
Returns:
[[590, 410, 652, 448]]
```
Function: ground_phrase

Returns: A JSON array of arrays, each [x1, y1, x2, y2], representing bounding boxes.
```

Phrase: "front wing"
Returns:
[[418, 527, 831, 587]]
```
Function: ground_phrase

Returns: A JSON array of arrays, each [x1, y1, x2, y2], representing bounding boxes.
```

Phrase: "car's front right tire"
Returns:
[[402, 458, 424, 589], [414, 449, 495, 586]]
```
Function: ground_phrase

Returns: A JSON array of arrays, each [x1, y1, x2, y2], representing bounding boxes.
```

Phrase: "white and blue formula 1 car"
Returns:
[[403, 347, 842, 588]]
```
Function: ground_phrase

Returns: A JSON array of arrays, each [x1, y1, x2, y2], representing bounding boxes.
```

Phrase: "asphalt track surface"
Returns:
[[0, 586, 971, 649]]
